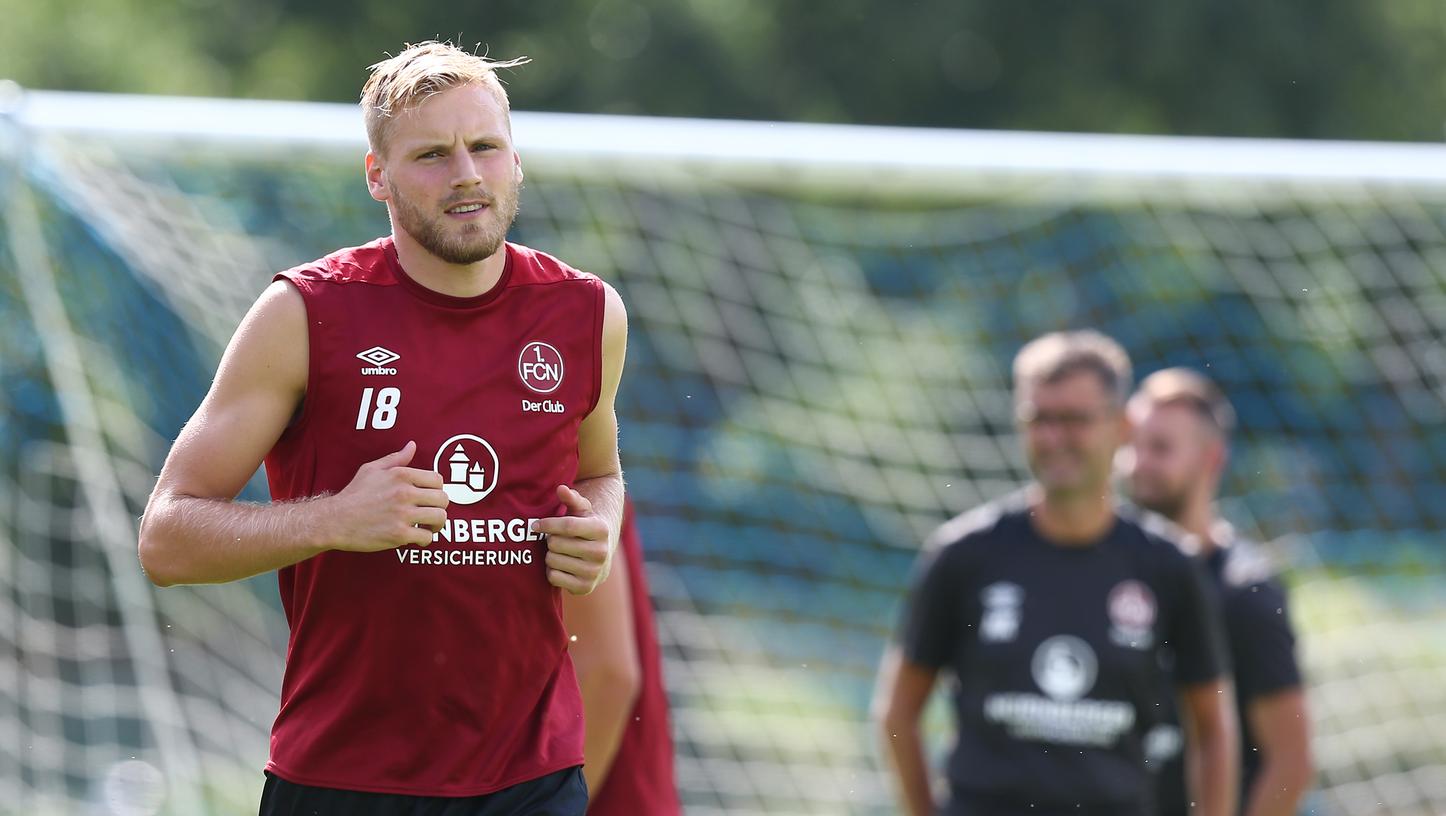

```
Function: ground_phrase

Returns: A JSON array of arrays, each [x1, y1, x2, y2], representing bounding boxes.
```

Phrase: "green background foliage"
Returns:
[[4, 0, 1445, 140]]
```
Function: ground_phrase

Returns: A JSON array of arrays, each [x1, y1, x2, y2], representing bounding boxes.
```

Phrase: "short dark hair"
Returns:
[[1013, 330, 1133, 407], [1129, 367, 1236, 434]]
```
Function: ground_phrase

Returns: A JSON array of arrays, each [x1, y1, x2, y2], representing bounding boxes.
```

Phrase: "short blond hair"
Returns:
[[361, 41, 530, 153], [1013, 330, 1133, 407], [1130, 367, 1236, 434]]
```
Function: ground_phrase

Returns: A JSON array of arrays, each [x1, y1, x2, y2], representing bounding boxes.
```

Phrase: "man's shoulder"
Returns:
[[1113, 505, 1203, 564], [1115, 504, 1192, 549], [506, 242, 601, 288], [277, 237, 396, 288], [924, 490, 1029, 554], [1215, 531, 1281, 589], [1214, 535, 1290, 618]]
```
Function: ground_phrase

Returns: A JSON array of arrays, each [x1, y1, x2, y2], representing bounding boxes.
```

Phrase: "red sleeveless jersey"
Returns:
[[587, 501, 681, 815], [262, 237, 603, 796]]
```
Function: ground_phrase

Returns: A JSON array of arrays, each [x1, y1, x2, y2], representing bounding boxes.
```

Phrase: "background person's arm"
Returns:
[[1179, 679, 1240, 816], [1227, 576, 1312, 816], [1242, 688, 1313, 816], [1168, 549, 1239, 816], [874, 647, 940, 816], [563, 529, 641, 797], [874, 538, 964, 816]]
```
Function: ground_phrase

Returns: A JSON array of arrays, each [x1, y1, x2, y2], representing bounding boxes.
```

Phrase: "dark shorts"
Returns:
[[943, 791, 1150, 816], [259, 766, 587, 816]]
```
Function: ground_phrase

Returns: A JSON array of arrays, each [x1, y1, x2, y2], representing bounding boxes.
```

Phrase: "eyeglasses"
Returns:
[[1016, 407, 1116, 431]]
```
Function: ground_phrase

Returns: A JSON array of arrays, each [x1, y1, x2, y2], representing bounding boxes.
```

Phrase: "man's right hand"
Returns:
[[141, 283, 453, 585], [325, 441, 450, 552]]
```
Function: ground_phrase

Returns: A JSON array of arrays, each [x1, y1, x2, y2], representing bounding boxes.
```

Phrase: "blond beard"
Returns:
[[390, 180, 520, 265]]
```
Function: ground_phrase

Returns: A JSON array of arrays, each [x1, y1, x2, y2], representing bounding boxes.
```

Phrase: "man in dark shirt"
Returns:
[[874, 330, 1238, 816], [1127, 368, 1313, 816]]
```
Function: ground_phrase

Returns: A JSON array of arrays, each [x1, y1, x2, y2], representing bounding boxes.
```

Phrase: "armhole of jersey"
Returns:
[[273, 272, 319, 440], [586, 277, 606, 416]]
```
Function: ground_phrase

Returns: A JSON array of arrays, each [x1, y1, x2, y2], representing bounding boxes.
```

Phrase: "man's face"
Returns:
[[1127, 401, 1215, 520], [366, 83, 522, 265], [1017, 370, 1127, 498]]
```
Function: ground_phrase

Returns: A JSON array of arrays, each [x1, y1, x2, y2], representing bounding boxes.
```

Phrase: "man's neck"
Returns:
[[1172, 499, 1220, 555], [1029, 485, 1116, 547], [393, 232, 507, 299]]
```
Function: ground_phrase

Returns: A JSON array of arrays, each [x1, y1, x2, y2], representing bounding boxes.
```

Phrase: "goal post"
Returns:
[[4, 87, 1446, 815]]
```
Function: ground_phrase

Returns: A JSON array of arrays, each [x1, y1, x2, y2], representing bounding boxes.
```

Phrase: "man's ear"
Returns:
[[1116, 408, 1134, 447], [1207, 436, 1228, 478], [366, 151, 389, 203]]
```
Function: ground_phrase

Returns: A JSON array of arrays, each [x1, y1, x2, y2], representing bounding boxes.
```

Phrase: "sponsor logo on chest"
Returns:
[[982, 634, 1136, 748], [434, 434, 501, 504], [1031, 635, 1097, 702], [383, 433, 544, 568]]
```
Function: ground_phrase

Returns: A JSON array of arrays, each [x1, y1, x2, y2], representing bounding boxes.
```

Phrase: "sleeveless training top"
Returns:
[[263, 236, 604, 796]]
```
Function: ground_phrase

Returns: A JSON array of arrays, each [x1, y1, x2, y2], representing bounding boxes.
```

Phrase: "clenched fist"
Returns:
[[534, 484, 612, 595], [326, 441, 450, 552]]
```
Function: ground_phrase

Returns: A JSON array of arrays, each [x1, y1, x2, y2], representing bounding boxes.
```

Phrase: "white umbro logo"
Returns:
[[357, 346, 400, 366], [357, 346, 400, 375]]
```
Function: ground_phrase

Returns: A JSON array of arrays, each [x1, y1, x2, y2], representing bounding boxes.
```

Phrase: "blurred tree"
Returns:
[[1, 0, 1442, 141]]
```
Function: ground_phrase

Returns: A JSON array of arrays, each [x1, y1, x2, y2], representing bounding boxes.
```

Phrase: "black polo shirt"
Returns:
[[1150, 526, 1302, 816], [900, 496, 1228, 816]]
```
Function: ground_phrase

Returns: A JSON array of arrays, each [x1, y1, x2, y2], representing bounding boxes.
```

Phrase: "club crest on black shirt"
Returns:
[[898, 495, 1228, 813]]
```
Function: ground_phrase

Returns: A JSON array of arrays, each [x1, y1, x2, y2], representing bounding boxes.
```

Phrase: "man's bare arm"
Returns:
[[563, 538, 642, 796], [538, 281, 628, 595], [874, 647, 940, 816], [1242, 688, 1313, 816], [1179, 679, 1241, 816], [138, 281, 447, 586]]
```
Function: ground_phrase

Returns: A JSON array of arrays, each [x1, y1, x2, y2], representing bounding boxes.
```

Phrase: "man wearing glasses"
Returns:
[[874, 330, 1238, 816]]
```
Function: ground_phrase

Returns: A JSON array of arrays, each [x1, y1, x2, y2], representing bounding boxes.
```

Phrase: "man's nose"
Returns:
[[450, 150, 483, 187]]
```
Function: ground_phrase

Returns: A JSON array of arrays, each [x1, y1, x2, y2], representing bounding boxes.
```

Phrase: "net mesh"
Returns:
[[2, 98, 1445, 815]]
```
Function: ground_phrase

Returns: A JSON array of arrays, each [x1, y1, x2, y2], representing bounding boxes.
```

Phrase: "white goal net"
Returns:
[[3, 88, 1446, 815]]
